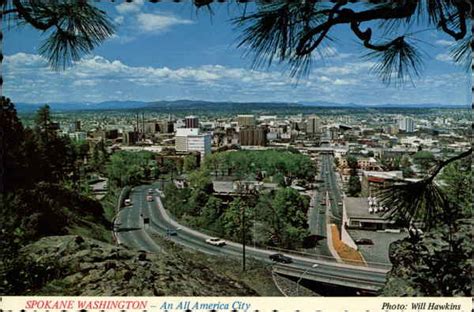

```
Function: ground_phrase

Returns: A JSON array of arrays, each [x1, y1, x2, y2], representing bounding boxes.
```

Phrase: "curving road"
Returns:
[[115, 185, 388, 292]]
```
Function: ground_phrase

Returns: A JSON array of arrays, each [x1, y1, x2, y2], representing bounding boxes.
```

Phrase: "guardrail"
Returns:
[[261, 245, 391, 270], [112, 186, 129, 245], [272, 265, 383, 292]]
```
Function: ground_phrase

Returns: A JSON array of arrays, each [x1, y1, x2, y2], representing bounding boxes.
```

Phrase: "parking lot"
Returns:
[[348, 230, 407, 265]]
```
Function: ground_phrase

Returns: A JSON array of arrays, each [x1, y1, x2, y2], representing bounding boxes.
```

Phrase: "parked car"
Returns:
[[269, 253, 293, 264], [355, 238, 374, 245], [205, 237, 226, 247]]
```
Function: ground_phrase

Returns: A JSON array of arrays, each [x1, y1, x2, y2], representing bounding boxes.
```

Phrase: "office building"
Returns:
[[306, 115, 321, 135], [158, 120, 174, 134], [124, 131, 139, 146], [237, 115, 256, 127], [68, 121, 81, 133], [239, 127, 267, 146], [398, 117, 415, 133], [185, 116, 199, 129], [144, 122, 159, 134], [175, 128, 211, 159]]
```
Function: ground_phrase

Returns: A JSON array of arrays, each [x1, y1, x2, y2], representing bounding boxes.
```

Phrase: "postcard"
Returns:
[[0, 0, 471, 311]]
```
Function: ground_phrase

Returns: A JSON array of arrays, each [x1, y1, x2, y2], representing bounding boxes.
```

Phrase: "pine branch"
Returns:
[[296, 2, 418, 55], [2, 8, 19, 14], [438, 3, 468, 41], [12, 0, 57, 30], [350, 21, 403, 52], [428, 148, 472, 182], [297, 1, 346, 55]]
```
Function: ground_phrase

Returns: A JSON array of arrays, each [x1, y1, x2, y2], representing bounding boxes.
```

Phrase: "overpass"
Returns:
[[272, 263, 385, 292]]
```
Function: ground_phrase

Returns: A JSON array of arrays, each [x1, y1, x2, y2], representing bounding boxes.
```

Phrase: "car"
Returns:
[[166, 229, 178, 236], [355, 238, 374, 245], [124, 199, 132, 206], [147, 188, 154, 195], [205, 237, 226, 247], [269, 253, 293, 264], [338, 202, 343, 206], [146, 195, 153, 202]]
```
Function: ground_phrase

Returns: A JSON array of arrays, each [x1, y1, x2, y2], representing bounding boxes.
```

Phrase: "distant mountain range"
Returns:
[[15, 100, 468, 112]]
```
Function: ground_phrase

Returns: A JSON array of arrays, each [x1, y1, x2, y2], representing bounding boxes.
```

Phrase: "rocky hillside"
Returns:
[[4, 235, 257, 296]]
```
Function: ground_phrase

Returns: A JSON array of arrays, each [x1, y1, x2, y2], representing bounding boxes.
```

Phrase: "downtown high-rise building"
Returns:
[[237, 115, 256, 127], [175, 128, 211, 159], [239, 127, 268, 146], [185, 116, 199, 129], [398, 117, 415, 133], [306, 115, 322, 135]]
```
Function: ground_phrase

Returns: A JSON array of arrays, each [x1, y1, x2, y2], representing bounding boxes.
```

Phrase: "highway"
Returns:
[[115, 185, 388, 292]]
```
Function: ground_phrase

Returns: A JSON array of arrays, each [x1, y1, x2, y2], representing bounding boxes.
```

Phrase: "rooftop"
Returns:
[[344, 197, 390, 220]]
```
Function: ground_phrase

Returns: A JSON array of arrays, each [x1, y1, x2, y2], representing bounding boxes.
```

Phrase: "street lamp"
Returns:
[[296, 264, 319, 296]]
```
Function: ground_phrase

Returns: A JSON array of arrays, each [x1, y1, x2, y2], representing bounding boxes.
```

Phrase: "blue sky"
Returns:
[[3, 1, 471, 105]]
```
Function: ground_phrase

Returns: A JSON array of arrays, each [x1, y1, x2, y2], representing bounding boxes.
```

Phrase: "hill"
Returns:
[[15, 99, 467, 113]]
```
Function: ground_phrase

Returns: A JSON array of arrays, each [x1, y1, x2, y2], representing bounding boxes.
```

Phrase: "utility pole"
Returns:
[[242, 204, 246, 272]]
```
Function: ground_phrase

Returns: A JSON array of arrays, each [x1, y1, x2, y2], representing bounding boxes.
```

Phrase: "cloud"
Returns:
[[5, 52, 45, 67], [2, 52, 470, 106], [113, 16, 124, 25], [136, 13, 194, 33], [116, 0, 144, 14]]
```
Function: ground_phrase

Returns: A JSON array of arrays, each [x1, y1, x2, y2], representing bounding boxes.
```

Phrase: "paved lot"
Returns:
[[348, 230, 407, 265]]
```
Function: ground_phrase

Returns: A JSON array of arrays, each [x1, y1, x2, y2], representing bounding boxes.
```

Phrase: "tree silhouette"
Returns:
[[2, 0, 114, 69], [0, 97, 27, 192], [234, 1, 471, 82]]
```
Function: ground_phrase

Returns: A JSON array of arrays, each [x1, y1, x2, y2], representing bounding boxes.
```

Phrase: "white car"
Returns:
[[205, 237, 226, 247]]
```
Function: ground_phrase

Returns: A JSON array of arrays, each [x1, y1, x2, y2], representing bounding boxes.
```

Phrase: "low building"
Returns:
[[360, 170, 403, 197], [106, 129, 119, 140], [68, 131, 87, 141], [343, 197, 395, 230], [338, 157, 381, 171]]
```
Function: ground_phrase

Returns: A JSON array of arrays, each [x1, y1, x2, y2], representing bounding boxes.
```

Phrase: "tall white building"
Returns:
[[398, 117, 415, 133], [175, 128, 211, 159]]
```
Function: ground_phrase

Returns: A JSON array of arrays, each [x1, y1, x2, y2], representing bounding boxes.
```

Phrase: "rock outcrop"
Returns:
[[4, 235, 257, 296]]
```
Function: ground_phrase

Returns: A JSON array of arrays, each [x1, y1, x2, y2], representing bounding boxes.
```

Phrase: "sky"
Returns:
[[3, 1, 472, 106]]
